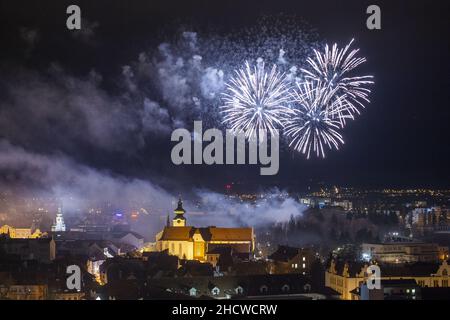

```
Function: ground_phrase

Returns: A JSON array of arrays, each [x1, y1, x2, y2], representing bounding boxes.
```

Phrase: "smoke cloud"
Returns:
[[0, 22, 316, 237]]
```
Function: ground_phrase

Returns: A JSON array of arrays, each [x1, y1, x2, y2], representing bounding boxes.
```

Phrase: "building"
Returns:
[[51, 290, 85, 300], [267, 245, 314, 275], [155, 199, 255, 261], [148, 274, 316, 300], [350, 279, 421, 300], [51, 207, 66, 232], [410, 207, 450, 235], [325, 259, 450, 300], [0, 224, 44, 239], [0, 237, 56, 263], [5, 284, 48, 300], [362, 241, 449, 264], [332, 200, 353, 211]]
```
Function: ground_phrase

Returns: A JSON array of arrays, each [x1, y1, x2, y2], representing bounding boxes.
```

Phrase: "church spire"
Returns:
[[172, 197, 186, 227], [51, 206, 66, 232], [174, 197, 185, 215]]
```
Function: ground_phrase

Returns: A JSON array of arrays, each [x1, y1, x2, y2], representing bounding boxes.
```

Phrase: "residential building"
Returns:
[[267, 245, 314, 274], [0, 237, 56, 263], [325, 259, 450, 300], [362, 241, 449, 264]]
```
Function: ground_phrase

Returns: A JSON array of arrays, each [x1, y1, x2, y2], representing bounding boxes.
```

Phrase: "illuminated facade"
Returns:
[[5, 285, 48, 300], [51, 207, 66, 232], [155, 199, 255, 261], [325, 260, 450, 300], [362, 242, 449, 264], [0, 224, 44, 239]]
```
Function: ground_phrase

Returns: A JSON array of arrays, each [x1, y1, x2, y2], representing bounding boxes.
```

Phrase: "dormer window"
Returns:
[[211, 287, 220, 295]]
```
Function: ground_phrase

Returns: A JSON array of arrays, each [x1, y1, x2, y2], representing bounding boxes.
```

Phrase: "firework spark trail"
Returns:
[[221, 59, 291, 138], [301, 39, 374, 125], [283, 81, 345, 159]]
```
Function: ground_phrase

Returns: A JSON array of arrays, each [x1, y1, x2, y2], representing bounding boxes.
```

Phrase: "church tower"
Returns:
[[172, 198, 186, 227], [51, 206, 66, 232]]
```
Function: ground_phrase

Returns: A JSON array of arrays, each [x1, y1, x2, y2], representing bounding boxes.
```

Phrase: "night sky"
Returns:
[[0, 0, 449, 198]]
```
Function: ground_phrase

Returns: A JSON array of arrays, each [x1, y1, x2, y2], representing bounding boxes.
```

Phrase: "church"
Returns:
[[155, 199, 255, 262]]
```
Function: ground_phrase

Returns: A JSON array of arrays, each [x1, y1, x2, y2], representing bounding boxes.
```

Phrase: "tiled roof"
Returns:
[[159, 227, 194, 241], [158, 226, 253, 242], [206, 227, 253, 241]]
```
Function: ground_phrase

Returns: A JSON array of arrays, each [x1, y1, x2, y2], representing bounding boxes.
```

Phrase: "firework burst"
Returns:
[[283, 81, 345, 159], [301, 39, 374, 124], [221, 59, 291, 138]]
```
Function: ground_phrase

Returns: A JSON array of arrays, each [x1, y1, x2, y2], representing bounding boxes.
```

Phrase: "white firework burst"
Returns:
[[301, 39, 374, 124], [283, 81, 345, 159], [221, 59, 291, 138]]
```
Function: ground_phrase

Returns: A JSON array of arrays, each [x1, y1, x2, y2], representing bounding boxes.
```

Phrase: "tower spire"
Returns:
[[172, 196, 186, 227], [51, 205, 66, 232]]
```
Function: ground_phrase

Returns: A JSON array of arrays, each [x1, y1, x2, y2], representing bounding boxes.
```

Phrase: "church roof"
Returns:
[[159, 227, 193, 241], [158, 226, 253, 242], [207, 227, 253, 241]]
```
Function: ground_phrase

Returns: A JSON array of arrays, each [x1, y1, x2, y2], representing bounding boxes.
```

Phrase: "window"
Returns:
[[302, 263, 306, 269], [235, 286, 244, 294], [281, 284, 290, 293], [303, 257, 306, 261], [443, 269, 448, 276], [442, 280, 448, 287], [433, 280, 439, 287], [211, 287, 220, 295], [260, 285, 268, 294]]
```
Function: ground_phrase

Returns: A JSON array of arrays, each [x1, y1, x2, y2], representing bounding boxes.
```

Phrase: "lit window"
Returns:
[[303, 257, 306, 261], [302, 263, 306, 268], [212, 287, 220, 295]]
